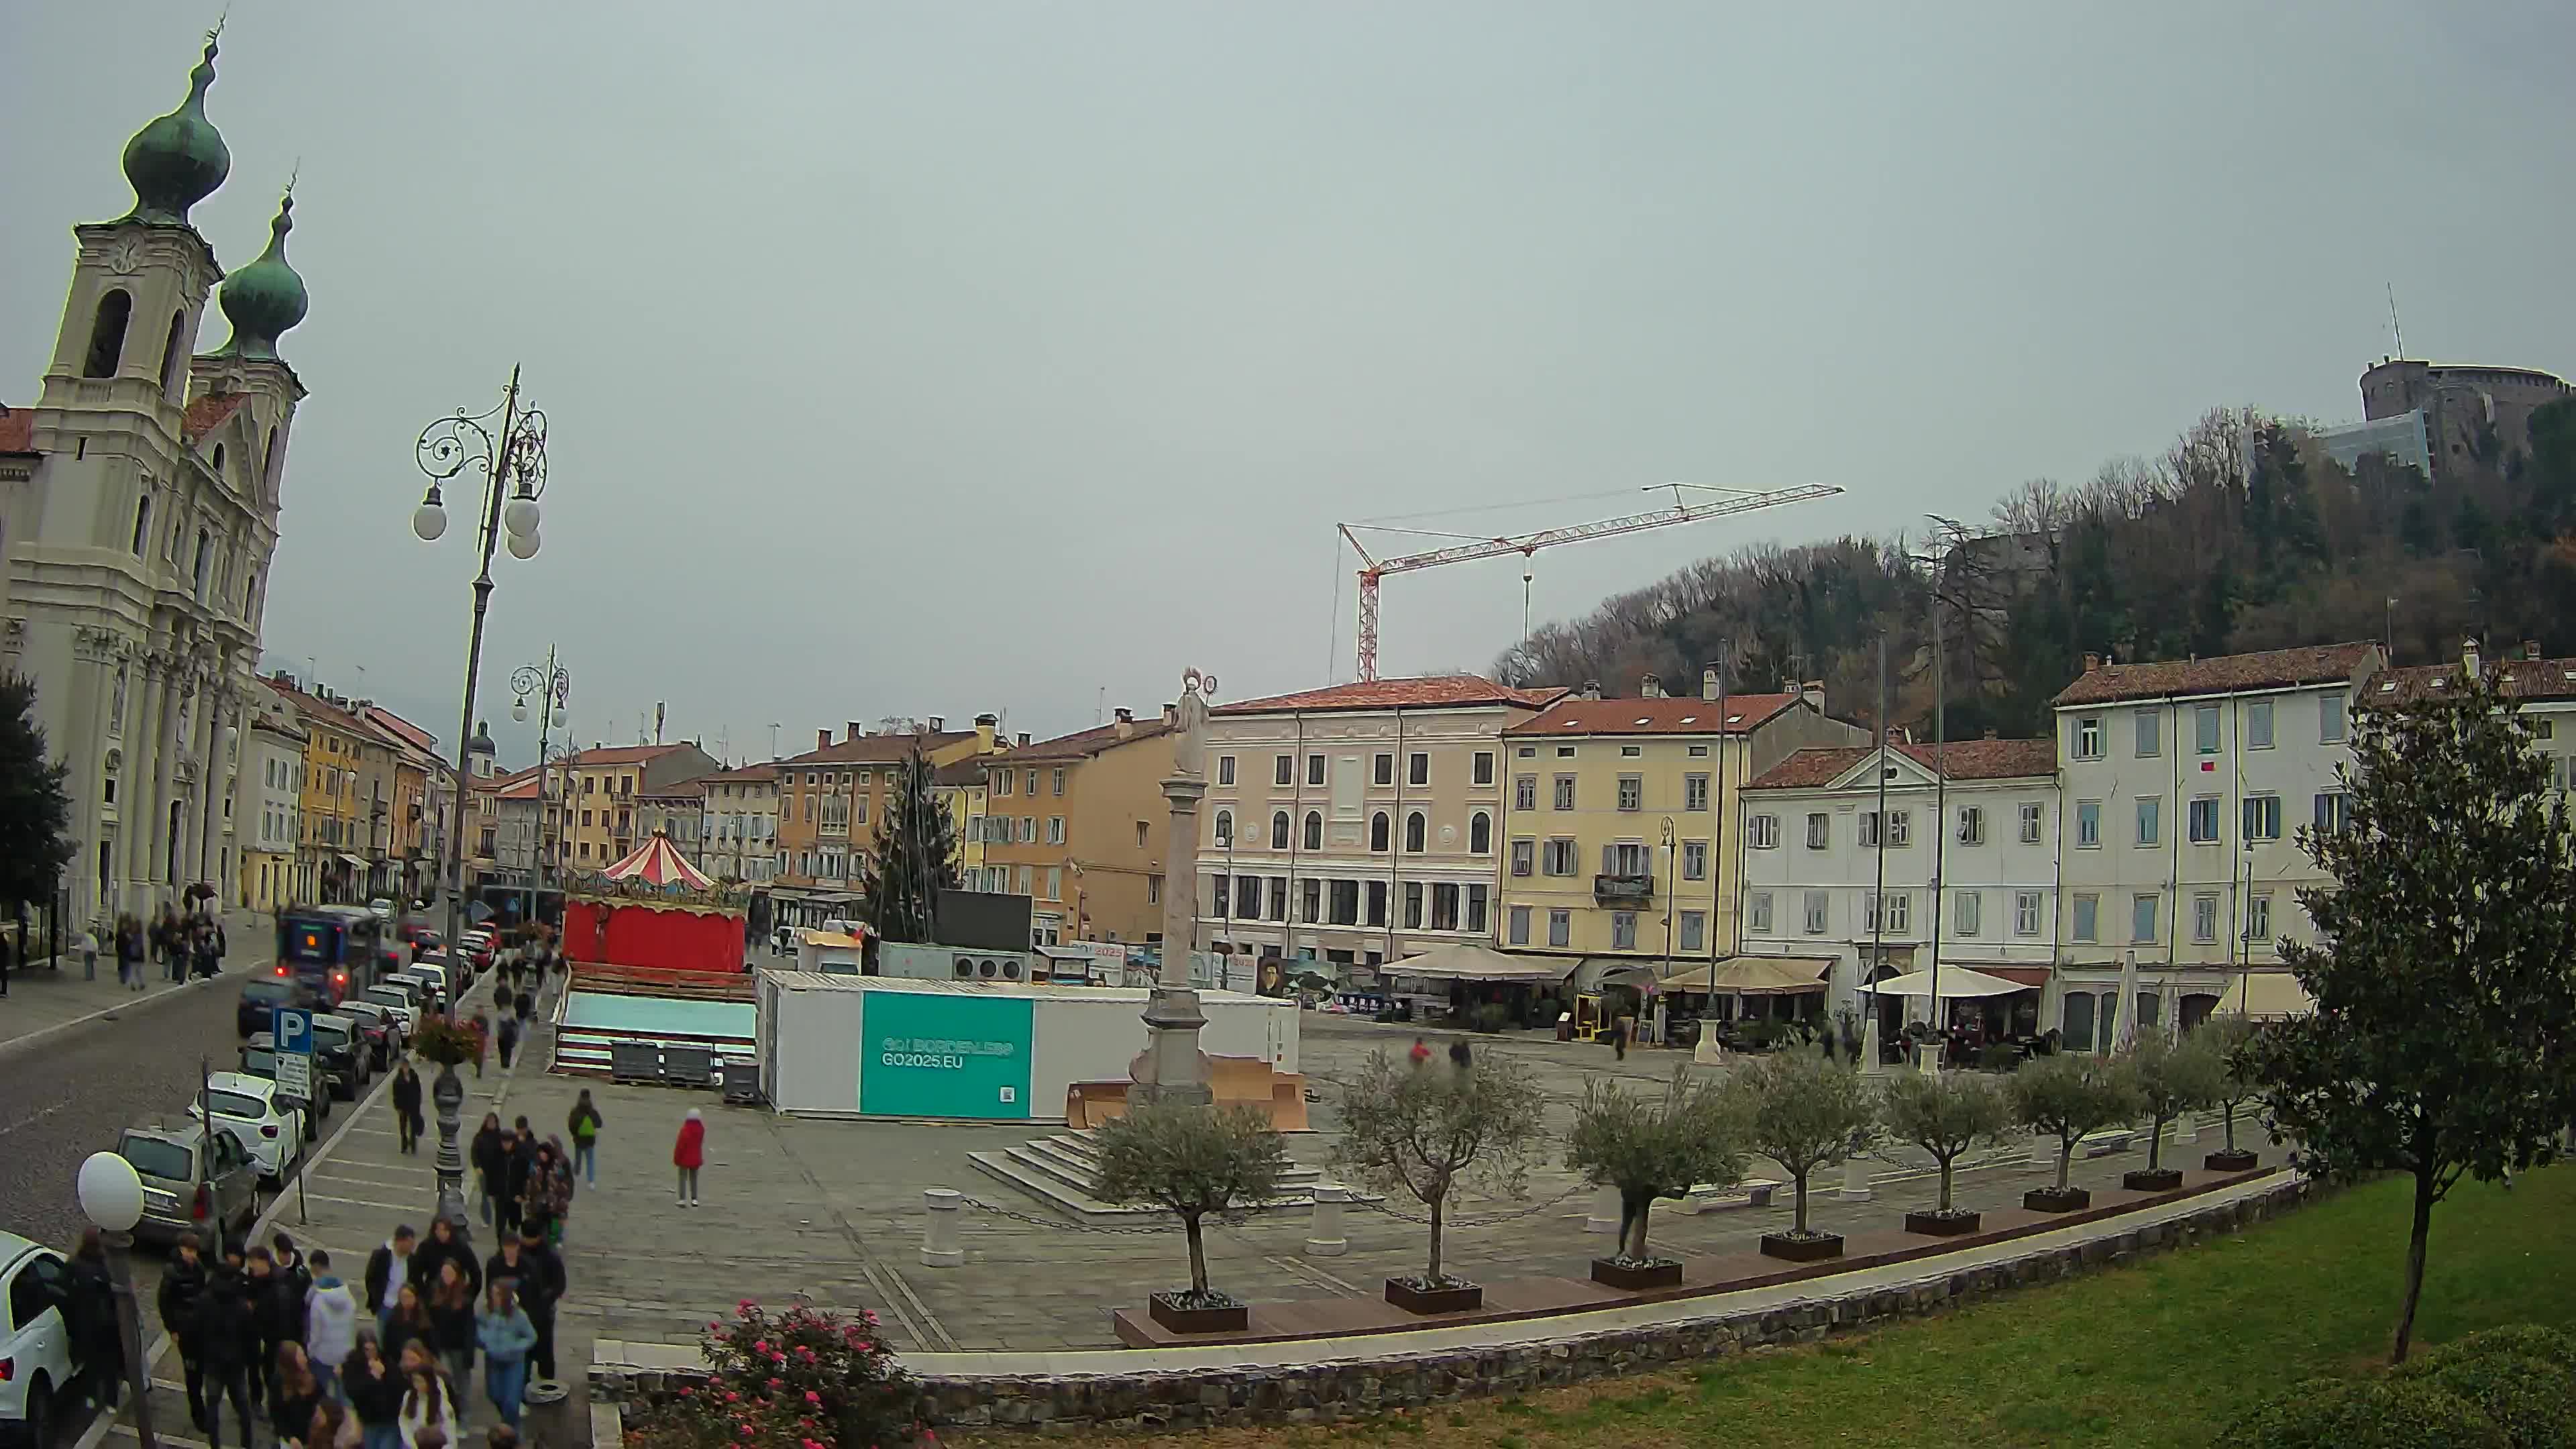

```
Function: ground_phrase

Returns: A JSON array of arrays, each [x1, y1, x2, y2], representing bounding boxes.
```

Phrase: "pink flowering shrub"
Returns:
[[633, 1300, 911, 1448]]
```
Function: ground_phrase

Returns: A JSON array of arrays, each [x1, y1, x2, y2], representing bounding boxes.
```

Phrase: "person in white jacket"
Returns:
[[305, 1251, 360, 1399], [397, 1366, 455, 1449]]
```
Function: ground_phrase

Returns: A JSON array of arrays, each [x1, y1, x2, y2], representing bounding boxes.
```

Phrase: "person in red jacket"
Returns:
[[672, 1110, 705, 1208]]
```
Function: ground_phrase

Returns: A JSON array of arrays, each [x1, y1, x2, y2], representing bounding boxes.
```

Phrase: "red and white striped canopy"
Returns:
[[598, 833, 714, 890]]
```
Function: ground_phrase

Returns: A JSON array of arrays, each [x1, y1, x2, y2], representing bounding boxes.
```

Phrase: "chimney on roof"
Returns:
[[2463, 636, 2482, 678], [974, 714, 998, 752], [928, 716, 945, 733], [1640, 673, 1664, 698], [2526, 640, 2542, 661], [1984, 728, 1998, 740], [1016, 732, 1031, 747], [847, 720, 865, 741], [1114, 707, 1135, 739], [1579, 679, 1603, 701], [1161, 702, 1177, 727], [2083, 651, 2102, 672], [1701, 665, 1721, 702], [1801, 680, 1826, 712], [817, 728, 831, 751]]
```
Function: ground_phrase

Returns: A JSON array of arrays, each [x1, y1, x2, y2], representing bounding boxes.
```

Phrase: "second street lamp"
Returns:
[[411, 364, 549, 1232], [512, 651, 570, 930]]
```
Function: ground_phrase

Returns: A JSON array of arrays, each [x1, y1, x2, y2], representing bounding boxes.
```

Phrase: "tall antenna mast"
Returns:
[[2387, 283, 2406, 358]]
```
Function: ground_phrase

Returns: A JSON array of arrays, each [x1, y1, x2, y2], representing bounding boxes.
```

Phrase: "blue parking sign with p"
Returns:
[[277, 1007, 313, 1056]]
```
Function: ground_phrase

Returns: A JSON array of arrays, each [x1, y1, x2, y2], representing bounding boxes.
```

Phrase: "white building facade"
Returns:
[[1, 36, 311, 928], [235, 691, 303, 912], [1193, 676, 1564, 971], [698, 764, 781, 883], [1737, 739, 2061, 1036], [2050, 643, 2381, 1046]]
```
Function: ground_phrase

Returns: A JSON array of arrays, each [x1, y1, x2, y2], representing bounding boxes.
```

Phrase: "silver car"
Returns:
[[116, 1124, 259, 1254]]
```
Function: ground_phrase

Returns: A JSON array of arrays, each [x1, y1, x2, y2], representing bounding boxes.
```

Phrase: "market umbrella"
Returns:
[[2112, 949, 2141, 1053], [1860, 965, 2025, 998]]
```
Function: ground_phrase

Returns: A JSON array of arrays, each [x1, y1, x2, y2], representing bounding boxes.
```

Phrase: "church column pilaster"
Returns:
[[124, 659, 166, 898], [148, 663, 184, 895]]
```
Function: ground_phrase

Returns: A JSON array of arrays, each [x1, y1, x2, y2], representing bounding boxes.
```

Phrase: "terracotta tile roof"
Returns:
[[2051, 643, 2379, 708], [182, 392, 249, 444], [262, 676, 370, 738], [993, 718, 1173, 762], [1748, 738, 2057, 790], [568, 743, 689, 767], [2369, 655, 2576, 706], [1505, 694, 1801, 737], [1215, 675, 1567, 716], [0, 405, 34, 454], [696, 763, 782, 784], [775, 731, 974, 768]]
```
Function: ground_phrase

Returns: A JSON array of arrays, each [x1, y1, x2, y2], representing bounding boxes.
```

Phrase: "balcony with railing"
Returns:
[[1593, 873, 1655, 906]]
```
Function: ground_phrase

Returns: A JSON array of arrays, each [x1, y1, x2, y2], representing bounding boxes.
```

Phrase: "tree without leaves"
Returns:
[[1878, 1070, 2012, 1215], [1564, 1066, 1750, 1263], [1091, 1104, 1290, 1305], [0, 674, 74, 915], [1331, 1050, 1546, 1287], [2007, 1054, 2142, 1193], [2240, 670, 2576, 1365], [861, 745, 959, 945], [1733, 1053, 1881, 1235], [2123, 1031, 2226, 1172]]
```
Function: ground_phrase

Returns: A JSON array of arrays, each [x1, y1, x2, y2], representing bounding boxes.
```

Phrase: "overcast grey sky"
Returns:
[[9, 2, 2573, 763]]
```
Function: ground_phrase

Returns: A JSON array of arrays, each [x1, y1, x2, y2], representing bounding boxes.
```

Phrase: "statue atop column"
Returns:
[[1131, 665, 1220, 1110], [1171, 667, 1216, 778]]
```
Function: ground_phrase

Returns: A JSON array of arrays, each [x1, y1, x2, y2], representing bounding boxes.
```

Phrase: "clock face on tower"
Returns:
[[107, 236, 144, 276]]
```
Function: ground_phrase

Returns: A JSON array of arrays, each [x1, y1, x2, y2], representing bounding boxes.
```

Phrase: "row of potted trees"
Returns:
[[1097, 1022, 2268, 1330]]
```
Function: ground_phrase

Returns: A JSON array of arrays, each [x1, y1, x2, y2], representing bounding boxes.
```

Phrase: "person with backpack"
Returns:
[[567, 1091, 602, 1187]]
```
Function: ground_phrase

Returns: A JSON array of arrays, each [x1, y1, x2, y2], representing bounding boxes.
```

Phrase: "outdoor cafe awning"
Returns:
[[2217, 969, 2313, 1020], [336, 853, 368, 870], [1660, 956, 1833, 995], [1863, 965, 2026, 998], [1389, 943, 1578, 984]]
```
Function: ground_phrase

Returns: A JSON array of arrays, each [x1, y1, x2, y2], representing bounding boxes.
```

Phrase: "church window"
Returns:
[[84, 289, 132, 378], [193, 528, 212, 599], [158, 311, 187, 396], [129, 496, 152, 555], [212, 443, 225, 478]]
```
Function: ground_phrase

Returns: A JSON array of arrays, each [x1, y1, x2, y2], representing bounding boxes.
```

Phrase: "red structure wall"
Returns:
[[563, 900, 745, 975]]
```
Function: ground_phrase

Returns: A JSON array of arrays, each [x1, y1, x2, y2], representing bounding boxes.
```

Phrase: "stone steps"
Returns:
[[966, 1130, 1330, 1223]]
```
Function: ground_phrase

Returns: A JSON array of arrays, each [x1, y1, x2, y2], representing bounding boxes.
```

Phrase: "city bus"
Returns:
[[274, 905, 390, 1009]]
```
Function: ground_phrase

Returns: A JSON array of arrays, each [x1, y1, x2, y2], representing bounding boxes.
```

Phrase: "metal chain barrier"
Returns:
[[1346, 1184, 1587, 1228], [955, 1192, 1188, 1235]]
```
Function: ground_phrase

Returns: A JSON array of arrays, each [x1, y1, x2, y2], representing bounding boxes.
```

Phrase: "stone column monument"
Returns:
[[1130, 667, 1216, 1108]]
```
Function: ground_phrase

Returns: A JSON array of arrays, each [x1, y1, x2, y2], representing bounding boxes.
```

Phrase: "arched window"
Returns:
[[211, 443, 225, 478], [1302, 810, 1322, 851], [262, 425, 281, 497], [84, 289, 133, 378], [1469, 810, 1492, 854], [129, 495, 152, 555], [193, 527, 212, 598], [1369, 811, 1390, 852], [1213, 809, 1232, 847], [1405, 811, 1427, 853], [1270, 810, 1290, 850], [158, 311, 188, 396]]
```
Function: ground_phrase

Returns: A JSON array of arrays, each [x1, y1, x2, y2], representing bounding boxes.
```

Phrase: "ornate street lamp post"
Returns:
[[512, 651, 570, 929], [411, 366, 549, 1229], [77, 1152, 157, 1449]]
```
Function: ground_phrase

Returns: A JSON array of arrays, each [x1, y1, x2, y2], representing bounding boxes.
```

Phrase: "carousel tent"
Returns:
[[599, 833, 714, 890], [1862, 965, 2025, 998], [1389, 943, 1578, 983]]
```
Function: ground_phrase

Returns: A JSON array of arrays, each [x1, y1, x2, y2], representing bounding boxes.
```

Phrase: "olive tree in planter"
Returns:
[[1565, 1066, 1749, 1289], [1881, 1068, 2013, 1236], [1332, 1048, 1546, 1313], [2120, 1031, 2224, 1191], [2006, 1053, 2140, 1213], [1093, 1103, 1290, 1334], [2196, 1016, 2265, 1171], [1736, 1053, 1880, 1262]]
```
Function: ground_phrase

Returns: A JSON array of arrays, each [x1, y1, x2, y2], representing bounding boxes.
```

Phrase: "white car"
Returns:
[[358, 985, 420, 1036], [0, 1232, 77, 1449], [189, 1071, 305, 1182], [368, 897, 395, 920]]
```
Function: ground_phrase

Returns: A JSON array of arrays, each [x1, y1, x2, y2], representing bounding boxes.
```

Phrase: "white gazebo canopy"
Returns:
[[1862, 965, 2027, 999], [1389, 943, 1578, 983]]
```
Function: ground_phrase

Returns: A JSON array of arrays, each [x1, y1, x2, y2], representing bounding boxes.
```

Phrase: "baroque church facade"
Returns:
[[0, 32, 312, 928]]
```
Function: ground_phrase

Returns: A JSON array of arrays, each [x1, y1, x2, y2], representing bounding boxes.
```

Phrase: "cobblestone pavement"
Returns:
[[482, 1013, 2265, 1370]]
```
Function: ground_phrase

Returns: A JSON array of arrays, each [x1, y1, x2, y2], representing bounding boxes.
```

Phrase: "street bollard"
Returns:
[[920, 1187, 965, 1268], [1585, 1185, 1621, 1234], [1305, 1184, 1350, 1256], [2175, 1112, 2198, 1145], [1837, 1155, 1873, 1201]]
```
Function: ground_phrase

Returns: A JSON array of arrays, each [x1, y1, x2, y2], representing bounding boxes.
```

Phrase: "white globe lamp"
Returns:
[[503, 492, 541, 539], [411, 491, 449, 543], [78, 1150, 144, 1232], [506, 529, 541, 561]]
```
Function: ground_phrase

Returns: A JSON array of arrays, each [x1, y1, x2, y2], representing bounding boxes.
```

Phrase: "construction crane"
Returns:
[[1338, 481, 1845, 681]]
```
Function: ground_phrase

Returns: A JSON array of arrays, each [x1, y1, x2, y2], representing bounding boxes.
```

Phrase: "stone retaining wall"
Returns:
[[596, 1177, 2314, 1434]]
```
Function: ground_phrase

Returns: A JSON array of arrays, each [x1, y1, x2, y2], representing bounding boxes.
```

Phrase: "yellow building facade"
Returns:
[[264, 679, 372, 904], [981, 710, 1173, 946], [1497, 678, 1865, 970]]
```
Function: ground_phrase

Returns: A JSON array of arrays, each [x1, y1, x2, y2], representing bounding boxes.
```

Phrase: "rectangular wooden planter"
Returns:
[[1758, 1232, 1845, 1263], [2024, 1186, 2092, 1213], [2204, 1149, 2260, 1173], [1590, 1256, 1684, 1290], [1384, 1278, 1483, 1315], [2122, 1167, 2185, 1192], [1904, 1210, 1982, 1236], [1146, 1293, 1248, 1336]]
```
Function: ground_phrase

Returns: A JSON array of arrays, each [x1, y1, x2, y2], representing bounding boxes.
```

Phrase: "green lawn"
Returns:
[[1000, 1165, 2575, 1449]]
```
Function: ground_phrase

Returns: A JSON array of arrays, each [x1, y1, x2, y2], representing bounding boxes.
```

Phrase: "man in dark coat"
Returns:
[[391, 1063, 425, 1153], [192, 1265, 260, 1449], [157, 1232, 210, 1429]]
